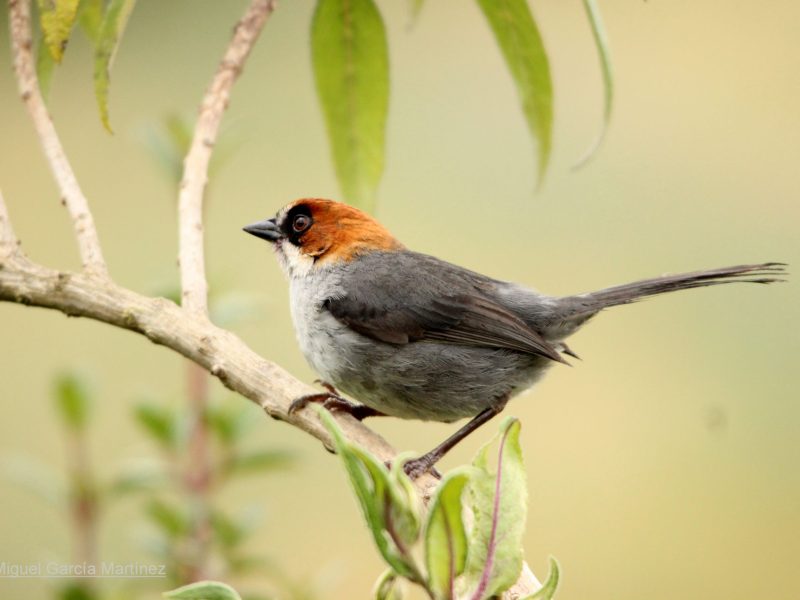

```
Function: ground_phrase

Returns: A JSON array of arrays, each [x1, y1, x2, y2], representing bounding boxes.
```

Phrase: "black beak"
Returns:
[[243, 218, 282, 242]]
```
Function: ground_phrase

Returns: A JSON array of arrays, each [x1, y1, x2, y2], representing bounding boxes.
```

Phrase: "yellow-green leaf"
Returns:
[[54, 372, 91, 431], [573, 0, 614, 168], [94, 0, 137, 133], [476, 0, 552, 186], [459, 417, 527, 600], [373, 569, 404, 600], [164, 581, 242, 600], [424, 469, 472, 600], [78, 0, 104, 43], [37, 0, 80, 63], [311, 0, 389, 213], [317, 407, 423, 581], [521, 557, 561, 600], [36, 35, 56, 99]]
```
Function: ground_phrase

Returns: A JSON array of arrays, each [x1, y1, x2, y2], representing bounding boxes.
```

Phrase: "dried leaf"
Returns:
[[37, 0, 80, 63]]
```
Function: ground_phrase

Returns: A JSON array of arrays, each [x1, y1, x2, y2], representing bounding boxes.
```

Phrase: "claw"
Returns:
[[288, 388, 385, 422], [400, 456, 442, 480]]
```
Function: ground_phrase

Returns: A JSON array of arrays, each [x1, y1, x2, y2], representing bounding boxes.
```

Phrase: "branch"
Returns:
[[0, 252, 543, 597], [8, 0, 107, 276], [0, 252, 403, 466], [2, 1, 544, 595], [178, 0, 276, 317]]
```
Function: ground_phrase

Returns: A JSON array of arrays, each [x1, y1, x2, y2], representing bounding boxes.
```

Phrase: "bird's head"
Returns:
[[243, 198, 404, 277]]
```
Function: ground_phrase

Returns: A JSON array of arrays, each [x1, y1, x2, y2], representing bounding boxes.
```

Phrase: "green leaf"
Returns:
[[521, 557, 561, 600], [164, 581, 242, 600], [573, 0, 614, 169], [459, 417, 527, 600], [78, 0, 104, 43], [311, 0, 389, 212], [227, 450, 294, 475], [134, 403, 177, 449], [36, 36, 56, 99], [147, 498, 187, 538], [476, 0, 553, 185], [58, 582, 98, 600], [37, 0, 80, 63], [54, 372, 91, 431], [424, 469, 471, 599], [373, 568, 403, 600], [210, 510, 246, 549], [317, 407, 423, 581], [94, 0, 137, 132]]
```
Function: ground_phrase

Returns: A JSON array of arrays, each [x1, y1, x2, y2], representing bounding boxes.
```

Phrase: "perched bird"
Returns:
[[244, 199, 785, 478]]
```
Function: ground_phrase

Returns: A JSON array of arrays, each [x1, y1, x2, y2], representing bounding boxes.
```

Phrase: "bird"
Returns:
[[243, 198, 786, 478]]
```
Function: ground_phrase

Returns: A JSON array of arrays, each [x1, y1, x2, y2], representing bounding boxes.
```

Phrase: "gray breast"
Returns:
[[287, 263, 556, 422]]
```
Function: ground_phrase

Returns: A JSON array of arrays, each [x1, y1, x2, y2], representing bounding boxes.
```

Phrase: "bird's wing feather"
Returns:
[[324, 251, 565, 363]]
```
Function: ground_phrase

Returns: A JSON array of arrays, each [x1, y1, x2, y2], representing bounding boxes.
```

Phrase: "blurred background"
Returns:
[[1, 0, 798, 598]]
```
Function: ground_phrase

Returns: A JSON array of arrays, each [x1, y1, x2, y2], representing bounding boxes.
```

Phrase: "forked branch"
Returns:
[[1, 1, 543, 596], [8, 0, 107, 275], [178, 0, 277, 317]]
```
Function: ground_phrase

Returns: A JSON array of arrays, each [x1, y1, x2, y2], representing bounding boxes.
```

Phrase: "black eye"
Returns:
[[292, 214, 311, 233]]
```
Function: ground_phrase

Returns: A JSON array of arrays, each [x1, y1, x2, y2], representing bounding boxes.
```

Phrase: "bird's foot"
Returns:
[[288, 382, 384, 422], [395, 455, 442, 480]]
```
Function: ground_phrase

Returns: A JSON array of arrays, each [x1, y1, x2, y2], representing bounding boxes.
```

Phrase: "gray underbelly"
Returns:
[[307, 333, 551, 422]]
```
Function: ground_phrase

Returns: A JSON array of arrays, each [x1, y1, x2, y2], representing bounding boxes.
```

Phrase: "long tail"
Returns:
[[561, 262, 787, 324]]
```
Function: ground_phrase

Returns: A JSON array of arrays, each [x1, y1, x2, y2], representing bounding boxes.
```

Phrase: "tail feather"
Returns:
[[561, 262, 787, 324], [584, 262, 787, 308]]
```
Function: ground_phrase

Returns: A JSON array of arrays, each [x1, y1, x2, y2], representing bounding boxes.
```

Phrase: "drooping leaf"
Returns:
[[134, 403, 178, 449], [424, 469, 472, 600], [78, 0, 104, 43], [317, 407, 423, 581], [36, 36, 56, 99], [459, 417, 527, 600], [94, 0, 137, 132], [54, 372, 91, 431], [476, 0, 553, 186], [311, 0, 389, 212], [573, 0, 614, 168], [373, 568, 404, 600], [164, 581, 242, 600], [521, 557, 561, 600], [37, 0, 80, 63]]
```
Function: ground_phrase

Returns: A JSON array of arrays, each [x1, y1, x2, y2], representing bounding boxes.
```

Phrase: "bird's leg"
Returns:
[[288, 380, 386, 421], [402, 401, 506, 479]]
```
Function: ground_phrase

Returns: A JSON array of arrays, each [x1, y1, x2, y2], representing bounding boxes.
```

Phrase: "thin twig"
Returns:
[[178, 0, 277, 317], [7, 0, 107, 275], [0, 189, 19, 256]]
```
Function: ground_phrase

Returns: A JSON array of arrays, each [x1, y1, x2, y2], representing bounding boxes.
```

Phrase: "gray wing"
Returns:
[[324, 251, 566, 364]]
